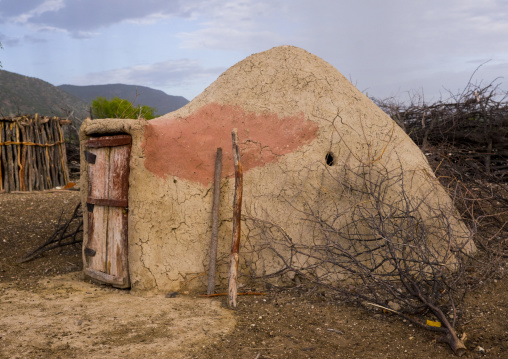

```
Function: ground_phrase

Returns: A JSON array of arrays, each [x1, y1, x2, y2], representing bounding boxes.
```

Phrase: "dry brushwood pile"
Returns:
[[364, 82, 508, 353], [375, 81, 508, 270], [246, 161, 469, 353], [374, 81, 508, 179], [0, 114, 70, 192]]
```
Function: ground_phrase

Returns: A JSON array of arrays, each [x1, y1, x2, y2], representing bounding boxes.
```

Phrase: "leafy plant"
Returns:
[[91, 96, 156, 120]]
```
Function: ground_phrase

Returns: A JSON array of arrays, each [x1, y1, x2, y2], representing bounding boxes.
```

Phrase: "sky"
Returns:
[[0, 0, 507, 103]]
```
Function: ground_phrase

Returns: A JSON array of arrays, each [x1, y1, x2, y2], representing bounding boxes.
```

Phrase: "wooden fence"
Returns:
[[0, 115, 70, 192]]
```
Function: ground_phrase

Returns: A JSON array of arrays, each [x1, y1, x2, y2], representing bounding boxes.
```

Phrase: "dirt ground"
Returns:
[[0, 191, 507, 358]]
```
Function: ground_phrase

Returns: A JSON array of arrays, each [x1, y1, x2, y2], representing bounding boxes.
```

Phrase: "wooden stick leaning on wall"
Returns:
[[228, 129, 243, 309], [207, 147, 223, 295]]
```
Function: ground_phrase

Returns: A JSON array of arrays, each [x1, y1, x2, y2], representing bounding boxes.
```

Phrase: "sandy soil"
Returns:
[[0, 191, 507, 358], [0, 191, 234, 358], [0, 273, 234, 358]]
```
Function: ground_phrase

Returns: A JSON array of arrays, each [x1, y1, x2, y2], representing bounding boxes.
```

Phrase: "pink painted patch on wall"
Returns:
[[142, 103, 319, 185]]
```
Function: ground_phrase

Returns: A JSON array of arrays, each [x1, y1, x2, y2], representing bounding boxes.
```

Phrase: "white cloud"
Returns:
[[10, 0, 65, 24], [1, 0, 193, 35], [123, 12, 173, 26], [178, 27, 283, 51], [177, 0, 284, 51]]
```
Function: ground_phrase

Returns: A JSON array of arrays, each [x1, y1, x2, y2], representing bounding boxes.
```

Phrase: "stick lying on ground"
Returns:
[[199, 292, 265, 298]]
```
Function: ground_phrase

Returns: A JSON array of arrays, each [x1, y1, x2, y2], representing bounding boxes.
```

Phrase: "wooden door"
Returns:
[[84, 134, 131, 288]]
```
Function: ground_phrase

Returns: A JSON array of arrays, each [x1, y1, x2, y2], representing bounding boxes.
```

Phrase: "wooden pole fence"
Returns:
[[0, 115, 70, 192]]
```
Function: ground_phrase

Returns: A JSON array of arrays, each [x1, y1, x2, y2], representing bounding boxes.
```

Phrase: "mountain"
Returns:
[[0, 70, 89, 119], [58, 84, 189, 116], [0, 70, 189, 120]]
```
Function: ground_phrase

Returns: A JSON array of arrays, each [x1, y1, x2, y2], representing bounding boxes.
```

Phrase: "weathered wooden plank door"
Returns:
[[84, 134, 131, 288]]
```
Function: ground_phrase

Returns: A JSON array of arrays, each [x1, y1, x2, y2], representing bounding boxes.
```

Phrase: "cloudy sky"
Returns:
[[0, 0, 507, 102]]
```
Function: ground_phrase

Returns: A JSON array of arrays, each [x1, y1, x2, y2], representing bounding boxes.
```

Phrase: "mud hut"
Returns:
[[79, 46, 475, 291]]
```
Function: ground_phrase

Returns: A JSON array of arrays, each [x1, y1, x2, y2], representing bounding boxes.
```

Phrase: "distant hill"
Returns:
[[0, 70, 89, 119], [58, 84, 189, 116]]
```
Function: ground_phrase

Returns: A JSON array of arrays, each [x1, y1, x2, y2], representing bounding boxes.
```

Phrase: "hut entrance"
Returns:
[[84, 134, 131, 289]]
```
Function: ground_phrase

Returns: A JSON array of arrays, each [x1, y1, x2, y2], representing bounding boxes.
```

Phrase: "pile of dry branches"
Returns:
[[375, 80, 508, 262], [245, 160, 480, 353], [374, 80, 508, 180]]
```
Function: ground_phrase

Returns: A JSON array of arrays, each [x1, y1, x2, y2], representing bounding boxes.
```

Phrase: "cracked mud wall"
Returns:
[[79, 118, 218, 292], [80, 46, 474, 292]]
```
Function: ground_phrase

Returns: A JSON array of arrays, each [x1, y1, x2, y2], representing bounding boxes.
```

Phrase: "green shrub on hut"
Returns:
[[91, 97, 156, 120]]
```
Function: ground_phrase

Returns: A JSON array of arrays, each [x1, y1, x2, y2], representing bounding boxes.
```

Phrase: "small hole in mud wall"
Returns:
[[325, 152, 335, 166]]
